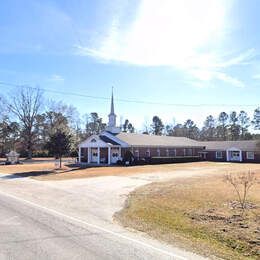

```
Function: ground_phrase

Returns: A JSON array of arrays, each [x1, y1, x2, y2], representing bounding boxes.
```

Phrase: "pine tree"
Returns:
[[151, 116, 164, 135], [252, 107, 260, 130], [217, 112, 228, 140]]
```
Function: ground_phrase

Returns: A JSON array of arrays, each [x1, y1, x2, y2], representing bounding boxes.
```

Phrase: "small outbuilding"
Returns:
[[6, 151, 20, 164]]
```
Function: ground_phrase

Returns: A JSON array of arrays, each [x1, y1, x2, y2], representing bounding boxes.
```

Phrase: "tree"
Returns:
[[172, 124, 185, 137], [165, 124, 174, 136], [238, 111, 250, 139], [33, 111, 71, 155], [45, 130, 71, 168], [225, 171, 257, 215], [252, 107, 260, 130], [0, 117, 20, 155], [122, 119, 135, 133], [201, 115, 216, 140], [229, 111, 240, 141], [85, 112, 106, 136], [7, 87, 42, 159], [150, 116, 164, 135], [217, 112, 228, 140], [183, 119, 199, 139]]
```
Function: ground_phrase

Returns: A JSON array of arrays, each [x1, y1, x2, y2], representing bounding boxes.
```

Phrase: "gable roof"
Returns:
[[114, 132, 203, 147], [202, 140, 260, 152], [99, 135, 120, 145]]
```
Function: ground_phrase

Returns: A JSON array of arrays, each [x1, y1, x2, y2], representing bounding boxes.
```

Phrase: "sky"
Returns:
[[0, 0, 259, 130]]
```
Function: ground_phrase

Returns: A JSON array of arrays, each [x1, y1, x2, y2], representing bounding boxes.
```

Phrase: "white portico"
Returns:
[[226, 147, 242, 162], [78, 135, 123, 164], [78, 90, 125, 165]]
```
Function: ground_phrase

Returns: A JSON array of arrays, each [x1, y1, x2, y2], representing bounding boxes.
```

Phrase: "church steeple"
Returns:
[[108, 88, 116, 128], [110, 88, 115, 115]]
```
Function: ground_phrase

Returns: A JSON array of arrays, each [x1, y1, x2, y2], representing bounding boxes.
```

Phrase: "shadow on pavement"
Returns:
[[1, 171, 54, 179]]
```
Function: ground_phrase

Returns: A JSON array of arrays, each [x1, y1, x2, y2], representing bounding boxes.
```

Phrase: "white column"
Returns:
[[108, 147, 111, 165], [97, 147, 100, 164], [226, 150, 229, 162], [88, 147, 91, 163], [239, 150, 242, 162], [78, 147, 81, 163], [119, 146, 121, 158]]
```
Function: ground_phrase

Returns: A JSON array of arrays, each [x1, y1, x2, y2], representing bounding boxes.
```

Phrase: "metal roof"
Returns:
[[113, 132, 203, 147]]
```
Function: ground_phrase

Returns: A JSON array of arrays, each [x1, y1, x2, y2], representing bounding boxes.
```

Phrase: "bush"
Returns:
[[151, 156, 200, 164]]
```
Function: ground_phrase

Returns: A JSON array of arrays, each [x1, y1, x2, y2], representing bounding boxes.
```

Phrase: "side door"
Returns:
[[111, 148, 120, 164], [91, 148, 98, 163]]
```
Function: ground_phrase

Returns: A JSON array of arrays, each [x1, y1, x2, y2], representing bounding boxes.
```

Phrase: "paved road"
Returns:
[[0, 192, 192, 260], [0, 170, 210, 260]]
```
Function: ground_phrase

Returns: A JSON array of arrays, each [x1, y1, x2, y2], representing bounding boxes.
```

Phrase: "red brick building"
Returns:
[[200, 141, 260, 163], [78, 92, 260, 165], [78, 92, 204, 165]]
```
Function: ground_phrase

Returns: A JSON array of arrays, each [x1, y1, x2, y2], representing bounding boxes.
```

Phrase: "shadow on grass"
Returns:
[[0, 164, 117, 180], [0, 166, 87, 179]]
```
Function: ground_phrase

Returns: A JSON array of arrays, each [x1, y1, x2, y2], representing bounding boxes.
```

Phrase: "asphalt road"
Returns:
[[0, 167, 212, 260], [0, 191, 192, 260]]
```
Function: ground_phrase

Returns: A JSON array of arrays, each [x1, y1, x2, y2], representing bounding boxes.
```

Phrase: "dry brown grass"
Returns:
[[0, 163, 56, 174], [1, 161, 260, 181], [115, 171, 260, 259]]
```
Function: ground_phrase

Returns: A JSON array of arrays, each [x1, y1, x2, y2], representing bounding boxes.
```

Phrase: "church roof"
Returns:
[[201, 140, 260, 151], [100, 135, 120, 145], [113, 132, 203, 147]]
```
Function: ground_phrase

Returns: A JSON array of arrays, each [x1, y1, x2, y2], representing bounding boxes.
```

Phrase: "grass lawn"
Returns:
[[1, 161, 260, 181], [115, 172, 260, 259]]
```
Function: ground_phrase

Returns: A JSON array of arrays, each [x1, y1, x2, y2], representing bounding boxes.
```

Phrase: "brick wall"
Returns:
[[121, 146, 203, 159]]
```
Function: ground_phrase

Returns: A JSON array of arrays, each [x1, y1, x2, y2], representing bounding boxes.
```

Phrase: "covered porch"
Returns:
[[226, 147, 242, 162], [78, 135, 122, 165]]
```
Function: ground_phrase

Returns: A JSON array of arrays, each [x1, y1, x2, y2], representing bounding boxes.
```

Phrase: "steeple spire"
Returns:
[[108, 87, 116, 128], [105, 87, 121, 134], [110, 87, 115, 115]]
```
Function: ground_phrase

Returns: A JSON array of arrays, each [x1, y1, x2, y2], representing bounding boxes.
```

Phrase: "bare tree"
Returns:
[[7, 87, 42, 159], [225, 171, 257, 215]]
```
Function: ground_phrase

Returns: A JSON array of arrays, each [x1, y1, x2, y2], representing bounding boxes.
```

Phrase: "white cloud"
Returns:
[[217, 49, 256, 68], [48, 74, 64, 82], [76, 0, 254, 88], [190, 69, 245, 88], [78, 0, 228, 64]]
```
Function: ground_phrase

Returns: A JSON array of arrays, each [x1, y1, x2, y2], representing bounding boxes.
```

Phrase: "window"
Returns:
[[134, 150, 139, 158], [169, 149, 176, 157], [157, 149, 160, 156], [216, 151, 223, 159], [246, 152, 254, 160], [186, 148, 192, 156], [90, 139, 97, 143], [146, 149, 150, 157]]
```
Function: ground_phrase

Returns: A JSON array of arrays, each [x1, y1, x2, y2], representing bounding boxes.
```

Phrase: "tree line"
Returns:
[[0, 87, 259, 158], [149, 111, 260, 140]]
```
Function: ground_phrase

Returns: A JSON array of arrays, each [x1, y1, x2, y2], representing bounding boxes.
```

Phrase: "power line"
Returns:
[[0, 81, 259, 108]]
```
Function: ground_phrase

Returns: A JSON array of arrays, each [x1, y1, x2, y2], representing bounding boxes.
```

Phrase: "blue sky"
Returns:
[[0, 0, 259, 130]]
